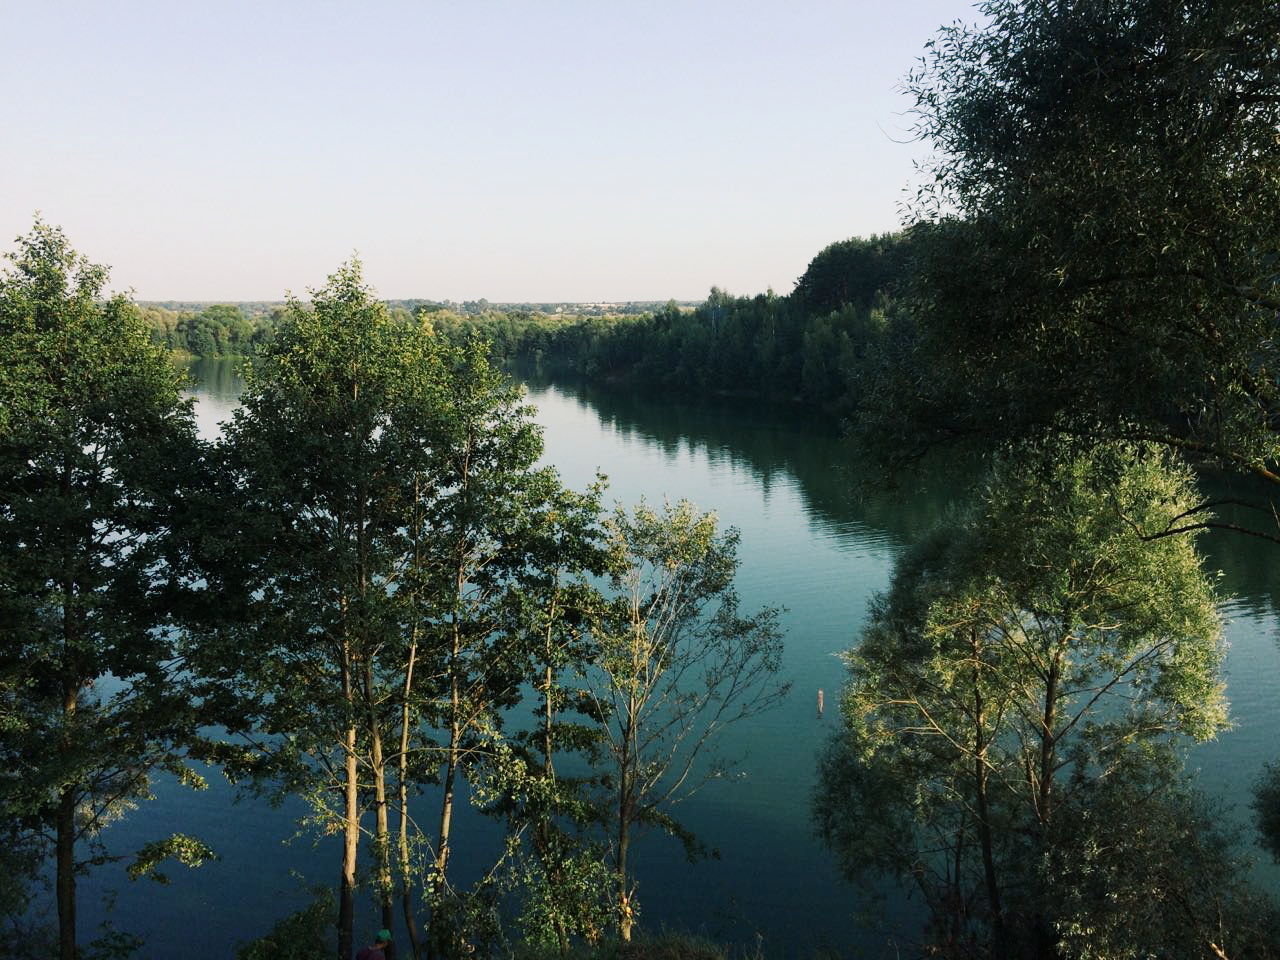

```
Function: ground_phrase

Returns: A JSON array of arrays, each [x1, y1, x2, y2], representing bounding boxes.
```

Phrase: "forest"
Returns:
[[6, 1, 1280, 959]]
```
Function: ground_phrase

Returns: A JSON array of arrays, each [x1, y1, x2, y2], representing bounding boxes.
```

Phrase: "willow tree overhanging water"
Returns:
[[816, 444, 1280, 959]]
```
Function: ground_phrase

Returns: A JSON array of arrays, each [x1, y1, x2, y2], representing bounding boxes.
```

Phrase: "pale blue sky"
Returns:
[[1, 1, 978, 301]]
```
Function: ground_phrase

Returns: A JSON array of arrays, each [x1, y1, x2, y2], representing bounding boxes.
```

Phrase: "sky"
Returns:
[[0, 1, 980, 302]]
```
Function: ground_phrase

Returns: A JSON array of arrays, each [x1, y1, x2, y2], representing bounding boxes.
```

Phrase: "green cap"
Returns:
[[377, 929, 393, 943]]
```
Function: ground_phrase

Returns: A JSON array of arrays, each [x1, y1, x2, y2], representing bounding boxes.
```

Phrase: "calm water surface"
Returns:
[[77, 359, 1280, 957]]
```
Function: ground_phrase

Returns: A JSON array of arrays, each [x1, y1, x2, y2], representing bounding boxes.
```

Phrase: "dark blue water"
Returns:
[[68, 360, 1280, 957]]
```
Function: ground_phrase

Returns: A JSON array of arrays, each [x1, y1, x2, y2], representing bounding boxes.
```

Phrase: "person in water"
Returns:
[[356, 929, 392, 960]]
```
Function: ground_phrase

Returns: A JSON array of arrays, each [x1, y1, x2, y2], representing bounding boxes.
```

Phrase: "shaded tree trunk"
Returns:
[[1031, 649, 1063, 960], [539, 636, 569, 955], [57, 473, 79, 960], [397, 474, 426, 959], [971, 633, 1004, 958], [56, 782, 77, 960], [616, 716, 634, 943], [1038, 654, 1060, 826], [616, 812, 632, 943], [435, 685, 460, 884]]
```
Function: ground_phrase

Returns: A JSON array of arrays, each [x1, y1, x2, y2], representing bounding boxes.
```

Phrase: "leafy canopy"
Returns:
[[862, 0, 1280, 529], [817, 445, 1230, 956]]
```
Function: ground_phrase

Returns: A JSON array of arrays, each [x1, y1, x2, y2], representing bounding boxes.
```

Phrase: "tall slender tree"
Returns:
[[200, 260, 439, 960], [587, 500, 788, 941], [0, 221, 208, 960], [408, 344, 605, 959], [493, 479, 614, 956]]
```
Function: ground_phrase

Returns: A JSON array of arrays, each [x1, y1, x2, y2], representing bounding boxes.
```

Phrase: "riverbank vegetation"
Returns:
[[815, 446, 1278, 958], [0, 224, 786, 960]]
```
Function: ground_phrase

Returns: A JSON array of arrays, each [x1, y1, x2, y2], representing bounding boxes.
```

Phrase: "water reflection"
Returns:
[[548, 368, 1280, 617], [524, 371, 967, 547], [1197, 473, 1280, 615]]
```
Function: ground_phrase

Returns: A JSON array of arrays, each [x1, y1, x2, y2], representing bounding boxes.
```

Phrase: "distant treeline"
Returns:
[[140, 303, 278, 356], [140, 299, 691, 358], [413, 298, 685, 317], [429, 233, 910, 416], [143, 235, 909, 416]]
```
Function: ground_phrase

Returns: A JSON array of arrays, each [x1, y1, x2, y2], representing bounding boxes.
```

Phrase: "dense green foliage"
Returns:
[[826, 6, 1280, 940], [167, 259, 786, 959], [814, 445, 1271, 958], [0, 223, 211, 960], [140, 302, 276, 356], [430, 233, 909, 416], [1046, 764, 1280, 960], [853, 0, 1280, 516], [2, 227, 789, 959]]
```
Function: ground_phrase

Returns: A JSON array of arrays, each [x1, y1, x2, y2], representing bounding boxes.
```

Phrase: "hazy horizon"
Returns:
[[3, 1, 980, 302]]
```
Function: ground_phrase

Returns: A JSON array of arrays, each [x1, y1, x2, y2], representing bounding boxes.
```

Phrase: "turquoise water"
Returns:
[[73, 360, 1280, 956]]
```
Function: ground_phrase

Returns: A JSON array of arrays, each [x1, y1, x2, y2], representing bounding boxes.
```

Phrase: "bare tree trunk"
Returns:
[[436, 540, 471, 877], [339, 652, 360, 960], [616, 806, 632, 943], [544, 660, 555, 779], [397, 474, 426, 958], [1038, 655, 1059, 826], [436, 679, 460, 884], [975, 740, 1002, 924], [972, 654, 1004, 956], [1031, 650, 1062, 960], [540, 623, 568, 955], [428, 617, 463, 960], [57, 484, 78, 960], [399, 636, 423, 959], [616, 714, 634, 943], [429, 453, 473, 960], [367, 661, 396, 960]]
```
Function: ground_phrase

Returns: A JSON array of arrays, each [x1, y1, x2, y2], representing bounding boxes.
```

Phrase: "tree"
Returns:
[[816, 446, 1235, 958], [0, 221, 210, 960], [480, 478, 615, 957], [1047, 756, 1280, 960], [790, 233, 905, 317], [587, 500, 788, 941], [199, 260, 440, 960], [407, 344, 608, 960], [198, 278, 609, 960], [862, 0, 1280, 537]]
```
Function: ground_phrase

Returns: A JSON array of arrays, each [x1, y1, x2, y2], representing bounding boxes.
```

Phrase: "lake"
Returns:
[[75, 358, 1280, 957]]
